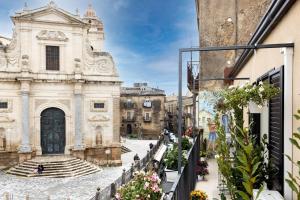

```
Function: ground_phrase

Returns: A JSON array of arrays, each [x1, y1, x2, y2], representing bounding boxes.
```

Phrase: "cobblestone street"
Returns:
[[0, 139, 156, 200]]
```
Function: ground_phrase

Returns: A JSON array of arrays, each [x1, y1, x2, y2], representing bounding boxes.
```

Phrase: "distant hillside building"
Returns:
[[165, 94, 199, 134], [120, 83, 165, 139]]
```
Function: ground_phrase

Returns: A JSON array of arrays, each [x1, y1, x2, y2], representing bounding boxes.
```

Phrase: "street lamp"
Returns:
[[105, 148, 111, 167]]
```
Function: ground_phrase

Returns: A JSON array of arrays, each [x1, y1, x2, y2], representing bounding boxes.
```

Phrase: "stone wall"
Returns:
[[0, 151, 19, 169], [196, 0, 271, 89]]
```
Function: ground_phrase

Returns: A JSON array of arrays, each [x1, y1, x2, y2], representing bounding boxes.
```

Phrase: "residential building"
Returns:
[[165, 94, 199, 134], [229, 1, 299, 199], [0, 2, 122, 168], [198, 109, 214, 136], [120, 83, 165, 139]]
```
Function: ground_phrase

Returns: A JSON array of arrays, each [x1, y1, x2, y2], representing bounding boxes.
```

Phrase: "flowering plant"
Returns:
[[115, 171, 162, 200], [217, 81, 279, 112], [190, 190, 208, 200]]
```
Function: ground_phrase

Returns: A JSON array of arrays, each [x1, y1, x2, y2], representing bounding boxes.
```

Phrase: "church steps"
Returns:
[[19, 161, 91, 170], [10, 164, 95, 175], [6, 156, 102, 178]]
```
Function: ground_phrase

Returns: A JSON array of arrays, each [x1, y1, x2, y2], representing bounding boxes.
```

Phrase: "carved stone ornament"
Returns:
[[88, 114, 110, 122], [0, 115, 14, 123], [36, 30, 68, 42]]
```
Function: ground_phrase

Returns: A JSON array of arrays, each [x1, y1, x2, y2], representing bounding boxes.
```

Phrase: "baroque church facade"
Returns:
[[0, 2, 121, 167]]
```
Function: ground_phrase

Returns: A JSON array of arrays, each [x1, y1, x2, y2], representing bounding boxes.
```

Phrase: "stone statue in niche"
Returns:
[[95, 126, 102, 146], [21, 55, 29, 71], [0, 128, 6, 151], [74, 58, 81, 73]]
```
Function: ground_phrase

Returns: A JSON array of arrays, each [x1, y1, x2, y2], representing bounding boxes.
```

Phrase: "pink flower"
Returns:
[[115, 193, 121, 200]]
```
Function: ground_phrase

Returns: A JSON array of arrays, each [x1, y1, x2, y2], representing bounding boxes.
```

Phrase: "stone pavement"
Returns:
[[0, 139, 157, 200], [195, 159, 219, 200]]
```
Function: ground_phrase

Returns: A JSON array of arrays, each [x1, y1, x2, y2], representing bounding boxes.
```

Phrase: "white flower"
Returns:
[[245, 89, 250, 93], [228, 85, 235, 89], [259, 87, 264, 92]]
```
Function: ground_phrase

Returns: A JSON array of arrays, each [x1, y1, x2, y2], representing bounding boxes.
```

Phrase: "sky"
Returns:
[[0, 0, 199, 95]]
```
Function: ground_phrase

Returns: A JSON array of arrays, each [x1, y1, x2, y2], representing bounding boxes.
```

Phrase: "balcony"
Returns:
[[122, 116, 136, 122], [143, 117, 152, 122], [187, 63, 199, 92], [123, 102, 135, 109]]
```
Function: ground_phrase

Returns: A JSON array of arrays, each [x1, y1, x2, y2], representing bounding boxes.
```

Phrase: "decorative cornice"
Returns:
[[36, 30, 68, 42]]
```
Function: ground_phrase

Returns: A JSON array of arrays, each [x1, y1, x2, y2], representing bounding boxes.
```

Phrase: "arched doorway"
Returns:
[[41, 107, 65, 154], [126, 124, 132, 135]]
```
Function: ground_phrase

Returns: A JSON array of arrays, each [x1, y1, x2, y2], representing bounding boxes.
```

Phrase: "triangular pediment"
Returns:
[[13, 4, 87, 25], [34, 12, 70, 23]]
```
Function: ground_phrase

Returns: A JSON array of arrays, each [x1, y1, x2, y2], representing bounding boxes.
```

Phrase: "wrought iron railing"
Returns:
[[164, 131, 201, 200], [89, 136, 164, 200]]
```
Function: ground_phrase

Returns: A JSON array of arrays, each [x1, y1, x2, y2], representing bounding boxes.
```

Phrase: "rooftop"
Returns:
[[121, 83, 165, 96]]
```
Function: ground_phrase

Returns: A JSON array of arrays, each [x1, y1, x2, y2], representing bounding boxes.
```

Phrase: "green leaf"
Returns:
[[237, 191, 250, 200], [255, 185, 264, 200], [288, 172, 297, 184], [243, 182, 253, 195], [237, 154, 247, 165], [290, 138, 300, 149], [294, 114, 300, 120], [286, 154, 293, 162], [285, 179, 299, 193], [252, 162, 261, 176], [293, 133, 300, 140]]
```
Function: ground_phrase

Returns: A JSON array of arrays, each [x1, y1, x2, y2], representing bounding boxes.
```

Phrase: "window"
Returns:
[[127, 112, 132, 119], [144, 112, 151, 121], [94, 103, 104, 109], [143, 99, 152, 108], [0, 102, 8, 109], [46, 46, 60, 70]]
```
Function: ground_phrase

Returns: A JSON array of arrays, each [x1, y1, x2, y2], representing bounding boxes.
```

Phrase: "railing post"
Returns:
[[122, 168, 126, 184], [111, 183, 116, 198], [130, 163, 134, 178], [95, 187, 101, 200]]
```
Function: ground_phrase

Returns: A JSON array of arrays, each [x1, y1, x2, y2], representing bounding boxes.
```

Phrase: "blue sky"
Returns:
[[0, 0, 199, 95]]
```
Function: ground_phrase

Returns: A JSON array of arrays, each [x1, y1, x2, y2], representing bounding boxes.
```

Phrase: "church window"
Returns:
[[0, 102, 8, 109], [94, 102, 105, 109], [46, 46, 60, 70]]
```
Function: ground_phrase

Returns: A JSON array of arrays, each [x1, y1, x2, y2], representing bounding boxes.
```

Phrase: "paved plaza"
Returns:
[[0, 139, 156, 200]]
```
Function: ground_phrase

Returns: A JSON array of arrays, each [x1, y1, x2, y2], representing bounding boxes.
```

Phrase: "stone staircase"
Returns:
[[6, 156, 101, 178]]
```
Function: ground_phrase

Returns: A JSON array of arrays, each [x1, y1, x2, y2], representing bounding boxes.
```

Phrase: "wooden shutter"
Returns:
[[46, 46, 60, 70], [268, 66, 284, 194]]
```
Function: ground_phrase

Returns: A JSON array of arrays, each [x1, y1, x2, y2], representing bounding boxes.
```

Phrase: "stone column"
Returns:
[[73, 82, 85, 150], [19, 81, 32, 153]]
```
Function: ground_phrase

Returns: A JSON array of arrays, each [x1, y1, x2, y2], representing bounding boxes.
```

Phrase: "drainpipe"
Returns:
[[281, 47, 293, 199]]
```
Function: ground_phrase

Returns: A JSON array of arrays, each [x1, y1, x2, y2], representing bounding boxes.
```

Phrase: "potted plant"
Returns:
[[115, 171, 162, 200], [190, 190, 208, 200], [196, 160, 209, 181]]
